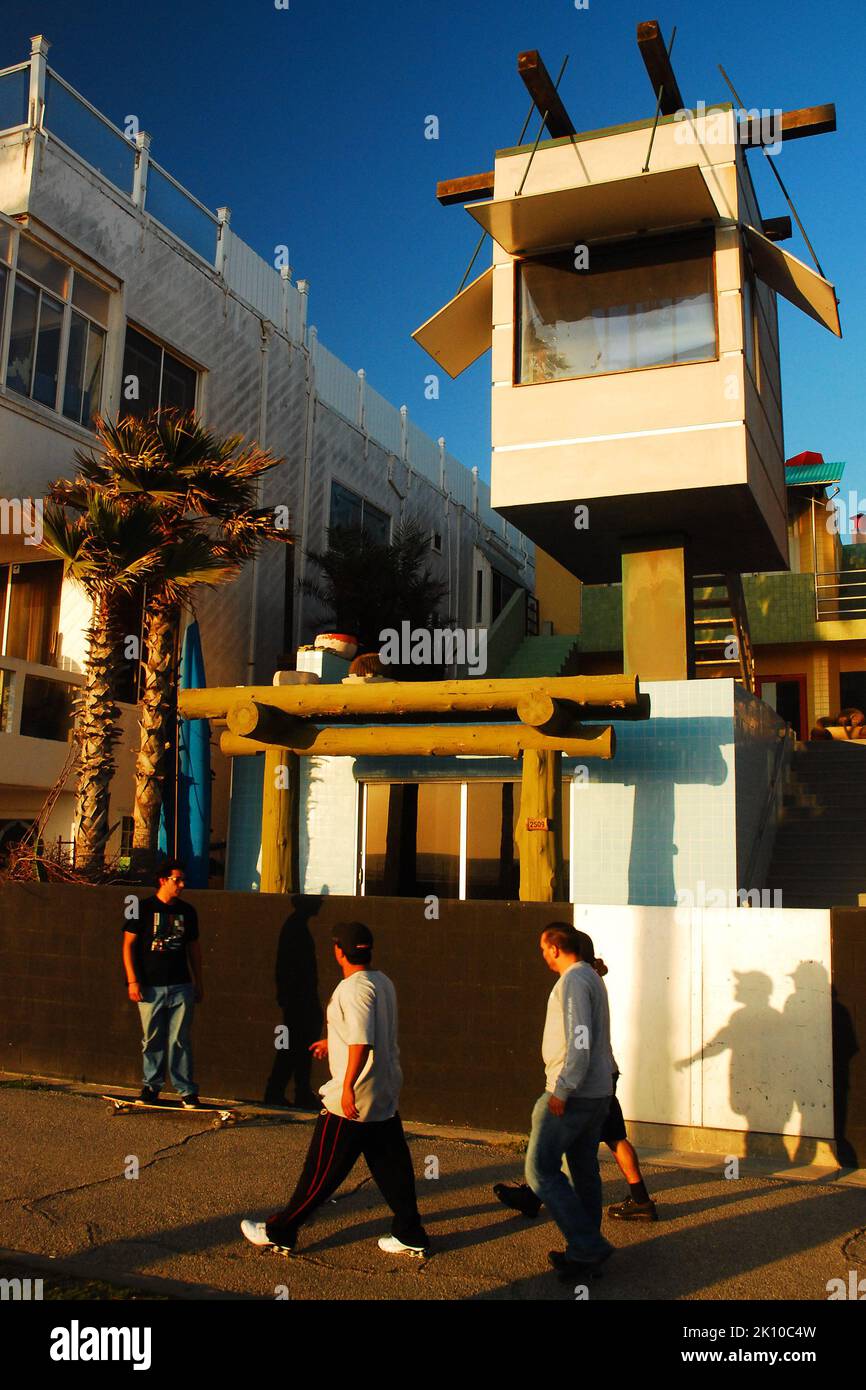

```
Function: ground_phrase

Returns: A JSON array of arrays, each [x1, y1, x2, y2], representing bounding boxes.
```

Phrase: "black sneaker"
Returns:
[[181, 1095, 202, 1109], [548, 1246, 613, 1277], [139, 1087, 162, 1104], [493, 1182, 542, 1218], [607, 1197, 658, 1222]]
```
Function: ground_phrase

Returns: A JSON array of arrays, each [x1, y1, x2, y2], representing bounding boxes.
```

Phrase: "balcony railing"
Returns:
[[0, 657, 81, 742], [815, 570, 866, 621]]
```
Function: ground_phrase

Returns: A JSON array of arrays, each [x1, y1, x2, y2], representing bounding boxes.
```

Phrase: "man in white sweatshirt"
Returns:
[[525, 923, 615, 1276]]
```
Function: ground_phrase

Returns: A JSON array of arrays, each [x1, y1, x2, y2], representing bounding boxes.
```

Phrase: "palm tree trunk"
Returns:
[[132, 597, 180, 875], [73, 595, 121, 873]]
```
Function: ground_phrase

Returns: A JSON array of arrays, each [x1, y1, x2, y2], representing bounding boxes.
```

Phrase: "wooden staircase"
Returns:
[[691, 573, 756, 692]]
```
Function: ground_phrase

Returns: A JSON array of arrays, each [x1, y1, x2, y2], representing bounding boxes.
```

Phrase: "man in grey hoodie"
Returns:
[[524, 922, 614, 1276]]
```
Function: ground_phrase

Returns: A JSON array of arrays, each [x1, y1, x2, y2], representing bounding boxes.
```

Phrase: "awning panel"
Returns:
[[412, 266, 493, 378], [743, 225, 841, 337], [464, 165, 720, 256]]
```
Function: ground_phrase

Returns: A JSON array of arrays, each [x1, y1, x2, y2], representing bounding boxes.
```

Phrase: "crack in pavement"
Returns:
[[4, 1123, 227, 1225]]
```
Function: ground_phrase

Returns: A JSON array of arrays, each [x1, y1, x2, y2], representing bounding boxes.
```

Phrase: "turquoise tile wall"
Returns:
[[566, 681, 739, 906]]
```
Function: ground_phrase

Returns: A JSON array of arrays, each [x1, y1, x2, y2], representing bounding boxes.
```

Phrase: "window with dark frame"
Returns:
[[121, 324, 198, 419], [1, 229, 108, 427], [328, 481, 391, 545], [518, 231, 717, 385]]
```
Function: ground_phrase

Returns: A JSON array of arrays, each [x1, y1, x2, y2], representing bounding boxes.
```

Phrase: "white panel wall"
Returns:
[[573, 903, 833, 1140], [300, 755, 358, 896]]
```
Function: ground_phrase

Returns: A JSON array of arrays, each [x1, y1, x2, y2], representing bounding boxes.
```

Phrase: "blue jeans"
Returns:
[[137, 984, 197, 1096], [525, 1092, 613, 1262]]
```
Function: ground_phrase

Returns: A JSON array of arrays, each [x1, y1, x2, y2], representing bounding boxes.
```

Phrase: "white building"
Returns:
[[0, 36, 532, 872]]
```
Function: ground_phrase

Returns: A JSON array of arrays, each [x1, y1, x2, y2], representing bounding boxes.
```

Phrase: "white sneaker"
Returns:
[[377, 1235, 428, 1257], [241, 1219, 273, 1247]]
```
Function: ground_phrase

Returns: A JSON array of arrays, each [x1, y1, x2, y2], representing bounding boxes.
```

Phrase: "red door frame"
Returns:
[[756, 674, 808, 739]]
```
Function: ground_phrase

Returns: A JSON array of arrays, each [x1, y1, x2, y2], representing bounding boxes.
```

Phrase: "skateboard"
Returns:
[[102, 1094, 237, 1129]]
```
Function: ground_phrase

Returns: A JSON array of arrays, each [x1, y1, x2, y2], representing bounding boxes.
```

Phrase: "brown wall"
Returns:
[[0, 885, 572, 1134]]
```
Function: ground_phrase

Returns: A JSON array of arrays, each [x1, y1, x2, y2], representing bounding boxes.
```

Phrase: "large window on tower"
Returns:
[[517, 230, 717, 384]]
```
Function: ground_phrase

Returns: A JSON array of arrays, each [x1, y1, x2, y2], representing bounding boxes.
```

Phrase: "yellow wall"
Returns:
[[535, 548, 582, 635]]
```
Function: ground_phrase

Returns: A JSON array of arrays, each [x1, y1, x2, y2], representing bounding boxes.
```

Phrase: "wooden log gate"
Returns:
[[178, 675, 649, 901]]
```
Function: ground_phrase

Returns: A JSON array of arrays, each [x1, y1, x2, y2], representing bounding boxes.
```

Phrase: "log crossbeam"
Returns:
[[220, 723, 615, 760], [179, 674, 644, 724]]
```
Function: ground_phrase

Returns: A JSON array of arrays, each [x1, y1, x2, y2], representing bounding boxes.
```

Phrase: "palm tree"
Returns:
[[41, 490, 165, 872], [70, 412, 292, 867], [300, 520, 450, 659]]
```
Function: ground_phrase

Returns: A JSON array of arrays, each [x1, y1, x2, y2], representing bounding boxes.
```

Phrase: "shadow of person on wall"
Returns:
[[263, 894, 324, 1110], [831, 983, 860, 1169], [675, 970, 793, 1162], [781, 961, 833, 1167]]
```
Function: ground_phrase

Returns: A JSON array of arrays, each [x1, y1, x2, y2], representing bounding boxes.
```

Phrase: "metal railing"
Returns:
[[815, 570, 866, 620]]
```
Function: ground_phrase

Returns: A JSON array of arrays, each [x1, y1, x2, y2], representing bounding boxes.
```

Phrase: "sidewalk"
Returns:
[[1, 1079, 864, 1301]]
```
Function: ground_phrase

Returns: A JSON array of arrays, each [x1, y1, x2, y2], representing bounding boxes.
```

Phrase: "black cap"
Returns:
[[332, 921, 374, 953]]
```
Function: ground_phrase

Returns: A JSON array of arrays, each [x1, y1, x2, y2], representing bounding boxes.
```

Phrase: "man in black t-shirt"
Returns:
[[122, 860, 204, 1107]]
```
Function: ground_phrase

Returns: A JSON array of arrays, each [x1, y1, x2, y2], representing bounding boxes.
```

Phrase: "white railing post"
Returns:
[[471, 465, 479, 515], [215, 205, 231, 275], [356, 368, 366, 431], [438, 437, 446, 492], [28, 34, 51, 129], [296, 280, 310, 344], [279, 262, 293, 333], [400, 404, 409, 462], [132, 131, 151, 209]]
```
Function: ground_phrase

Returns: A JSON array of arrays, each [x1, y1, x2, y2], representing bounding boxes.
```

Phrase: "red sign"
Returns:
[[525, 817, 552, 831]]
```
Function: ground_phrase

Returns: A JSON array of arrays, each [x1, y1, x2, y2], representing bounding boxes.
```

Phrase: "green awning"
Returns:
[[785, 462, 845, 486]]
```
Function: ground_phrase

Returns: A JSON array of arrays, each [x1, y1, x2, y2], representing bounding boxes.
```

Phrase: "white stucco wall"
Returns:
[[573, 903, 833, 1140]]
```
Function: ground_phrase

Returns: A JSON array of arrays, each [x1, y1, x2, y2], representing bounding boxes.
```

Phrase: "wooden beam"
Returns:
[[219, 723, 615, 760], [762, 216, 792, 243], [227, 699, 308, 745], [636, 20, 684, 116], [516, 693, 582, 736], [741, 104, 836, 147], [517, 50, 576, 139], [515, 750, 563, 902], [180, 673, 642, 722], [260, 749, 298, 894], [515, 692, 653, 734], [437, 171, 495, 206]]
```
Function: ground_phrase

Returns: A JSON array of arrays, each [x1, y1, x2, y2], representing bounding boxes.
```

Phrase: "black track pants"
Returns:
[[265, 1109, 427, 1248]]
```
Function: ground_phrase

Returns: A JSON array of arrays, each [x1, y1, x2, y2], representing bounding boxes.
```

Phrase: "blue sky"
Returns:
[[4, 0, 863, 502]]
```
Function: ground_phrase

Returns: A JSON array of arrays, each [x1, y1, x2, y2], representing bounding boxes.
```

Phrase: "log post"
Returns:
[[515, 749, 563, 902], [261, 748, 298, 894]]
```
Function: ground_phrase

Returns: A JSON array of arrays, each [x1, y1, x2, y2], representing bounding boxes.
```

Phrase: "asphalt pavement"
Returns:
[[1, 1080, 864, 1302]]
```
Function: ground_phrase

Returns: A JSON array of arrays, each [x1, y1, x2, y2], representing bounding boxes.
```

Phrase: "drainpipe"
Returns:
[[810, 494, 818, 619], [293, 286, 315, 647], [245, 319, 272, 683]]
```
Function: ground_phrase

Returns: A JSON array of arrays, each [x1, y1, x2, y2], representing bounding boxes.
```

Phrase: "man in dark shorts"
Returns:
[[121, 859, 203, 1107], [494, 931, 657, 1223]]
